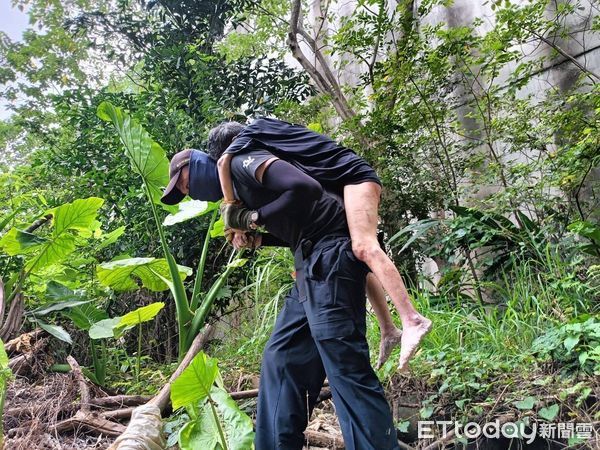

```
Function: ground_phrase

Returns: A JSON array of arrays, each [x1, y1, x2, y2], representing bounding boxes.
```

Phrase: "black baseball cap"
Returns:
[[161, 149, 192, 205]]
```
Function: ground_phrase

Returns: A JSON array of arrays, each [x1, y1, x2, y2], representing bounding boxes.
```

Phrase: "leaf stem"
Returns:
[[191, 209, 218, 311], [208, 396, 229, 450]]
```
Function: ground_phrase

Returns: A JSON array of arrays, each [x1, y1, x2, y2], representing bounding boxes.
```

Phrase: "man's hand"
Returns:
[[224, 229, 262, 250], [220, 201, 258, 231]]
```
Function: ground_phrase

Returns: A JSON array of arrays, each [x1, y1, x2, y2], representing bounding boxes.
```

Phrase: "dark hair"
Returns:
[[207, 121, 245, 160]]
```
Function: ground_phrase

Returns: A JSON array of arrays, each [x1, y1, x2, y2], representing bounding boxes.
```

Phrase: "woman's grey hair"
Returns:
[[207, 121, 245, 160]]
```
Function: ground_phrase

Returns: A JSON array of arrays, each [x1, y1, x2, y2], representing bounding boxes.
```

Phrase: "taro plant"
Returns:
[[97, 102, 246, 359], [0, 197, 109, 341], [89, 301, 166, 383], [170, 351, 254, 450], [26, 281, 110, 383]]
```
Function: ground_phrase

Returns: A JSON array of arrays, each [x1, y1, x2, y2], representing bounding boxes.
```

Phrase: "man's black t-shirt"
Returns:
[[231, 149, 348, 250]]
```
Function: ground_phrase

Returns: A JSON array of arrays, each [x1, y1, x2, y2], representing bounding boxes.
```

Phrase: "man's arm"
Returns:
[[254, 159, 323, 230], [223, 150, 323, 231]]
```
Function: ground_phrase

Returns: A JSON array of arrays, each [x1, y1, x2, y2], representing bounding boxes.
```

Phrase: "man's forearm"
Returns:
[[257, 159, 323, 228], [259, 233, 289, 247]]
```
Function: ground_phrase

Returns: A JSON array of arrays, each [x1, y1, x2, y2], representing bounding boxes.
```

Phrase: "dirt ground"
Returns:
[[3, 373, 343, 450], [4, 375, 113, 449]]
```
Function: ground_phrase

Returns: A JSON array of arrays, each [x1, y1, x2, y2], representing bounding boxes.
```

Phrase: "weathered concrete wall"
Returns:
[[297, 0, 599, 289]]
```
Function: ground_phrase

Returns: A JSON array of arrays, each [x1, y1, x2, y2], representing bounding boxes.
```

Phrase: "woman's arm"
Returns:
[[217, 153, 237, 203]]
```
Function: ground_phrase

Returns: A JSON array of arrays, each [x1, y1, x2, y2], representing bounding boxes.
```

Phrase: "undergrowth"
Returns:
[[212, 245, 599, 433]]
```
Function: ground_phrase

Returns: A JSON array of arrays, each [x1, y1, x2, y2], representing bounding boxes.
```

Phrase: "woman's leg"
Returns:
[[365, 273, 403, 368], [344, 182, 432, 371]]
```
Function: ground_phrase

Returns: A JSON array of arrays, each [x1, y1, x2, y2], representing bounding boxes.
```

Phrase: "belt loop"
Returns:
[[301, 239, 313, 259]]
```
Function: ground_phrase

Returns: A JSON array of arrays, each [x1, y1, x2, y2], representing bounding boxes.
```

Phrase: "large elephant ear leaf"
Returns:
[[49, 198, 105, 237], [171, 351, 219, 410], [0, 228, 47, 255], [97, 101, 170, 206], [0, 198, 104, 274], [163, 200, 219, 226], [210, 387, 255, 449], [118, 302, 165, 329], [97, 257, 192, 292], [178, 387, 255, 450]]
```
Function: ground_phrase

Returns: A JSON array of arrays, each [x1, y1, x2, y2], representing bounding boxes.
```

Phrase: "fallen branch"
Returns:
[[101, 407, 136, 421], [149, 324, 215, 412], [108, 325, 215, 450], [53, 410, 126, 437], [105, 384, 333, 423], [304, 429, 344, 448], [67, 355, 90, 412], [397, 440, 416, 450], [229, 388, 259, 400], [228, 386, 331, 403], [89, 395, 153, 409]]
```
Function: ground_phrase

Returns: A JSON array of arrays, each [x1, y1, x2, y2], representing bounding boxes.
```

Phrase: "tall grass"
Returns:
[[212, 247, 294, 373], [215, 240, 596, 390], [372, 249, 597, 381]]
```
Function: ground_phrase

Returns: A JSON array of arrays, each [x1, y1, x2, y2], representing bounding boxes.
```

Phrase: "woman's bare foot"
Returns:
[[398, 316, 432, 372], [376, 328, 403, 369]]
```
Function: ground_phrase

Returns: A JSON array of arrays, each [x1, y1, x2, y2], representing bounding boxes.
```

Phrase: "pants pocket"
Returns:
[[306, 278, 335, 306]]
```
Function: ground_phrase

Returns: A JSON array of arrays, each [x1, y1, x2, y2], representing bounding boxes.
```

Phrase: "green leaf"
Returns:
[[178, 403, 219, 450], [420, 406, 434, 418], [27, 234, 77, 272], [38, 321, 73, 345], [118, 302, 165, 328], [62, 303, 108, 331], [307, 122, 324, 133], [0, 338, 11, 384], [568, 221, 600, 243], [95, 226, 126, 251], [210, 217, 225, 238], [45, 281, 81, 303], [514, 396, 537, 410], [3, 198, 104, 273], [397, 420, 410, 433], [163, 200, 219, 226], [388, 219, 439, 253], [89, 317, 122, 339], [29, 281, 91, 316], [0, 208, 21, 234], [49, 198, 105, 237], [455, 398, 470, 409], [179, 387, 254, 450], [568, 436, 586, 446], [97, 257, 192, 292], [0, 228, 47, 255], [538, 404, 559, 421], [31, 299, 91, 317], [563, 335, 580, 352], [171, 352, 219, 410], [227, 258, 248, 269], [97, 102, 170, 205]]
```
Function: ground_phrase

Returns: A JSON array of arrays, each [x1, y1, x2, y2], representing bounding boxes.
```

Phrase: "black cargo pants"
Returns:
[[254, 235, 399, 450]]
